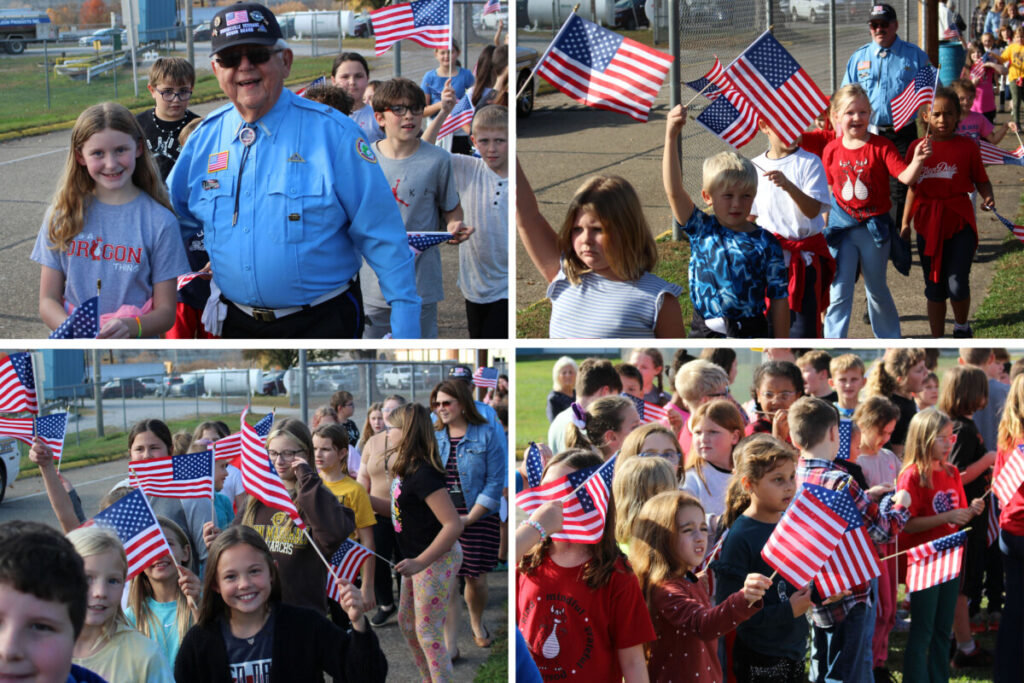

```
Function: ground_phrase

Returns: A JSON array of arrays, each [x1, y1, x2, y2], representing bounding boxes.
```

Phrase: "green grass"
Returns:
[[473, 623, 508, 683], [0, 44, 374, 137], [516, 236, 692, 338], [514, 359, 558, 455]]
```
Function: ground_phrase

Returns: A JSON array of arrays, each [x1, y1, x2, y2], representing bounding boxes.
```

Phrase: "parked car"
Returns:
[[516, 45, 538, 118], [614, 0, 648, 29], [352, 13, 373, 37], [377, 366, 412, 390], [161, 376, 183, 396], [790, 0, 868, 23], [78, 27, 126, 47], [170, 377, 204, 397], [479, 9, 507, 31], [192, 21, 212, 42], [101, 378, 146, 399], [139, 377, 161, 395], [262, 371, 286, 396], [0, 437, 19, 505]]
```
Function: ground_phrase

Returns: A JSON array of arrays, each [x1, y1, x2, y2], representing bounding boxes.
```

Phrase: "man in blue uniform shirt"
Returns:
[[167, 2, 421, 338], [842, 3, 932, 225]]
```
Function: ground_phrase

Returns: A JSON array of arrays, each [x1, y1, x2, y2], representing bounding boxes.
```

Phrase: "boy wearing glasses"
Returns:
[[360, 77, 474, 339], [137, 57, 199, 180]]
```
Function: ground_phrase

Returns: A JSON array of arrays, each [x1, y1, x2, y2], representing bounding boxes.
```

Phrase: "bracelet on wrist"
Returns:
[[134, 316, 142, 338], [520, 519, 547, 541]]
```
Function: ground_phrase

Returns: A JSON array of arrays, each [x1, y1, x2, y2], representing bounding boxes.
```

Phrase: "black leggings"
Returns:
[[372, 513, 404, 606], [917, 228, 976, 302]]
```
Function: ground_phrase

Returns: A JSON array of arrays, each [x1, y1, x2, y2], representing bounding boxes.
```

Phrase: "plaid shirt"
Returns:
[[797, 457, 910, 628]]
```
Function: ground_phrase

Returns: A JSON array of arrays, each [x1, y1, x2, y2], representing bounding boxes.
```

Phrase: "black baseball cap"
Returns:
[[869, 4, 897, 22], [210, 3, 283, 56], [448, 365, 474, 384]]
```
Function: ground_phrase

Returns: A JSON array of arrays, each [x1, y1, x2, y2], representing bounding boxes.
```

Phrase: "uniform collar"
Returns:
[[227, 88, 293, 141], [875, 35, 902, 57]]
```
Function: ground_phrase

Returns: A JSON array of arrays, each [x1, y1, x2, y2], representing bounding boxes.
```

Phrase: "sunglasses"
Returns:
[[214, 47, 283, 69], [869, 21, 891, 29]]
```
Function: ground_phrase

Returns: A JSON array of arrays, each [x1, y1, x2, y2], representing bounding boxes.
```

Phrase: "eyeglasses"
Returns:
[[761, 391, 797, 401], [638, 450, 683, 461], [869, 21, 890, 29], [386, 104, 424, 117], [156, 88, 192, 102], [433, 400, 455, 408], [706, 390, 730, 398], [214, 47, 283, 69], [268, 449, 304, 461]]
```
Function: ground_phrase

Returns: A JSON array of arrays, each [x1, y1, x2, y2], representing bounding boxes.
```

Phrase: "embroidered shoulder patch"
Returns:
[[857, 60, 871, 71], [356, 138, 376, 163]]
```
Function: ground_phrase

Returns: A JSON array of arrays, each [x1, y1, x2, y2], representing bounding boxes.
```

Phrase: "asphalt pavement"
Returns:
[[0, 42, 479, 338]]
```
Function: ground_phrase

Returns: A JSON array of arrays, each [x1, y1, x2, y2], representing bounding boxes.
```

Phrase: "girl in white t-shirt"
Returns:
[[682, 399, 745, 533]]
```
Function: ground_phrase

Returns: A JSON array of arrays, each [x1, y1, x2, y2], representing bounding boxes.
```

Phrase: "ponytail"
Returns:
[[719, 434, 796, 530]]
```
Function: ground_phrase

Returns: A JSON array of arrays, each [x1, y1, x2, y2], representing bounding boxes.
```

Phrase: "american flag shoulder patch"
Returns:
[[208, 151, 229, 173]]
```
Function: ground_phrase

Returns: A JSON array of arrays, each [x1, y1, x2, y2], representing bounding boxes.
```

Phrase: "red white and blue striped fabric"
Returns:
[[129, 450, 215, 500], [239, 408, 305, 529], [0, 352, 37, 414], [83, 488, 174, 580], [371, 0, 450, 55], [761, 483, 848, 588], [906, 530, 966, 592], [326, 539, 374, 601]]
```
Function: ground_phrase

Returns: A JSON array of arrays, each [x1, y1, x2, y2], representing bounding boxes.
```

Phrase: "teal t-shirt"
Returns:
[[712, 514, 809, 662], [214, 491, 234, 530], [125, 597, 182, 668]]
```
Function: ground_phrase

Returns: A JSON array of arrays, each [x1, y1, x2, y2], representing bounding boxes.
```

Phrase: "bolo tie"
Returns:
[[232, 123, 257, 227]]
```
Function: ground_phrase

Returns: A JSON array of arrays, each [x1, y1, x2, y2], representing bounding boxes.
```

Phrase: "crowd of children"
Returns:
[[519, 347, 1024, 682], [30, 43, 509, 340], [517, 49, 1024, 340], [0, 367, 507, 683]]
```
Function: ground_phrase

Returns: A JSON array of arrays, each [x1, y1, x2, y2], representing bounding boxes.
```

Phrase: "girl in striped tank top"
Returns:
[[516, 161, 685, 338]]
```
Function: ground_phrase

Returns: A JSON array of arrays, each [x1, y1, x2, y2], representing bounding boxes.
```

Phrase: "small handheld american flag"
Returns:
[[684, 57, 732, 101], [35, 412, 67, 462], [49, 296, 99, 339], [814, 484, 881, 596], [326, 539, 375, 601], [0, 352, 38, 414], [906, 529, 967, 592], [482, 0, 500, 15], [239, 409, 305, 529], [84, 488, 175, 580], [437, 93, 475, 139], [296, 75, 327, 97], [213, 412, 274, 464], [524, 442, 544, 489], [890, 65, 937, 132], [621, 393, 668, 424], [472, 367, 499, 389], [407, 232, 451, 255], [761, 483, 848, 588], [371, 0, 451, 55], [516, 456, 616, 543], [129, 450, 215, 500], [991, 209, 1024, 246], [994, 443, 1024, 507], [177, 272, 210, 291], [836, 419, 854, 461], [979, 139, 1024, 166]]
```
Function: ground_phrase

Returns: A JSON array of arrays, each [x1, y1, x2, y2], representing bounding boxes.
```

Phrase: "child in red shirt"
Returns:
[[821, 84, 931, 339], [901, 87, 995, 338], [517, 450, 656, 682]]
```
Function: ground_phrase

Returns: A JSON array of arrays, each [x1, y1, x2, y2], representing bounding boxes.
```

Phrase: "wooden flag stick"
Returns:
[[301, 526, 347, 588], [684, 77, 717, 107], [879, 526, 972, 563]]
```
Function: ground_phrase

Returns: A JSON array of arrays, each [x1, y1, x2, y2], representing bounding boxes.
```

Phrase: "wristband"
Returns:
[[134, 316, 142, 338], [520, 519, 547, 541]]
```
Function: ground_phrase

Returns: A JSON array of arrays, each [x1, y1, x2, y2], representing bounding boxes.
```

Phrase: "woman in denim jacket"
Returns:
[[432, 378, 507, 658]]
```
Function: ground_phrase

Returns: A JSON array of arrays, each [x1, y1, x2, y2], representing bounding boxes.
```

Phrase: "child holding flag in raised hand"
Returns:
[[715, 434, 814, 682], [629, 490, 770, 682], [897, 408, 986, 682], [750, 117, 834, 338], [517, 448, 655, 682], [790, 396, 911, 683], [663, 104, 790, 338], [994, 373, 1024, 682]]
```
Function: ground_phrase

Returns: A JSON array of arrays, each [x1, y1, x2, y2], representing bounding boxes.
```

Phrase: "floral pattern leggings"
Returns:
[[398, 543, 463, 682]]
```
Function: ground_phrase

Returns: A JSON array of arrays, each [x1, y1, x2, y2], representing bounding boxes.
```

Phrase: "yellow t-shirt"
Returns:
[[323, 476, 376, 540], [1001, 43, 1024, 81], [73, 621, 173, 683]]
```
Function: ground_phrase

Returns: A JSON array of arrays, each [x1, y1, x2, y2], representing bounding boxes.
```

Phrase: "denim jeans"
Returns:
[[996, 529, 1024, 682], [809, 601, 873, 683], [823, 226, 901, 338]]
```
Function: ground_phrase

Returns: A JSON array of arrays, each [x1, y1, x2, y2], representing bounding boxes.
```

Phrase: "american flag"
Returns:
[[814, 484, 881, 596], [437, 93, 475, 139], [49, 296, 99, 339], [176, 272, 210, 291], [296, 75, 327, 98], [994, 443, 1024, 507], [906, 530, 967, 592], [482, 0, 500, 15], [890, 65, 937, 132], [0, 352, 37, 414], [84, 488, 174, 580], [0, 417, 34, 444], [987, 492, 999, 547], [621, 393, 668, 424], [35, 412, 67, 461], [129, 450, 214, 500], [326, 539, 374, 601], [684, 57, 732, 101], [408, 232, 451, 255], [239, 409, 305, 529], [992, 209, 1024, 246], [836, 419, 854, 461], [941, 23, 961, 41], [213, 412, 274, 463], [534, 14, 672, 122], [979, 139, 1024, 166], [761, 483, 848, 588], [694, 87, 761, 148], [970, 59, 986, 82], [524, 441, 544, 488], [370, 0, 450, 55], [516, 455, 616, 543], [723, 31, 829, 146], [473, 366, 499, 389], [697, 527, 729, 573]]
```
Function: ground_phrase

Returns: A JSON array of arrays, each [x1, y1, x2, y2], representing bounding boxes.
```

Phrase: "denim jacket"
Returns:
[[435, 420, 507, 515]]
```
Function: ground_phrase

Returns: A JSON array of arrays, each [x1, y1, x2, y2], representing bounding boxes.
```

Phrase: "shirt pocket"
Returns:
[[192, 176, 234, 244], [267, 164, 326, 244]]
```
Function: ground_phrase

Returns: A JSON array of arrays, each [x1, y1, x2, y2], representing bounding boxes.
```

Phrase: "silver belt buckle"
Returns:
[[251, 307, 277, 323]]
